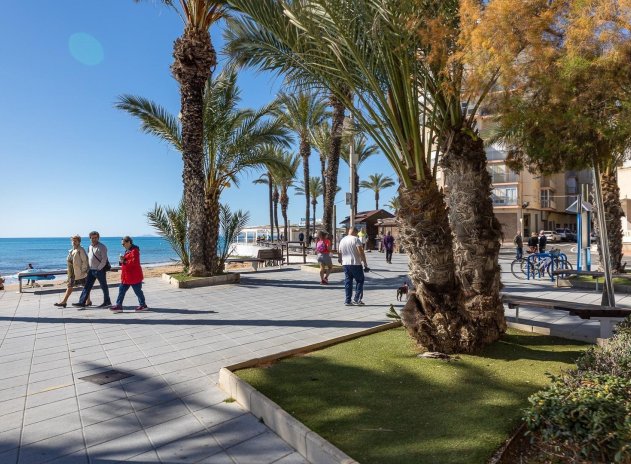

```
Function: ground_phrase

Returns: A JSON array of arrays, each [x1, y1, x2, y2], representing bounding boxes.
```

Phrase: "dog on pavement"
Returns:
[[396, 281, 409, 301]]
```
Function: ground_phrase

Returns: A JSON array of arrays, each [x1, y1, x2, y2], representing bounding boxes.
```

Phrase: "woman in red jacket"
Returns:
[[110, 236, 147, 313]]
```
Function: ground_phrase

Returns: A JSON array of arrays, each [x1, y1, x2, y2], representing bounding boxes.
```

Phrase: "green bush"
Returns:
[[577, 332, 631, 379], [615, 315, 631, 337], [524, 373, 631, 463]]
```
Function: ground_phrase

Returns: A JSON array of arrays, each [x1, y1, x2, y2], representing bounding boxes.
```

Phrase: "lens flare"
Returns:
[[68, 33, 104, 66]]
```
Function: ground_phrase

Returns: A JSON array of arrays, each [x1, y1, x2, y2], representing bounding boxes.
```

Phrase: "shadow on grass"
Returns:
[[236, 328, 587, 464]]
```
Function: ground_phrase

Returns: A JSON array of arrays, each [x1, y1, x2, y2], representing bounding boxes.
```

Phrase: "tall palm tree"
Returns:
[[117, 67, 291, 274], [340, 134, 380, 216], [295, 177, 324, 238], [225, 0, 507, 353], [271, 150, 301, 240], [386, 196, 401, 215], [135, 0, 227, 276], [360, 174, 395, 210], [253, 171, 275, 241], [274, 92, 329, 241]]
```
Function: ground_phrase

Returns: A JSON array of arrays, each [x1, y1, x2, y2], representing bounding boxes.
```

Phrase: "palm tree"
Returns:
[[253, 171, 275, 241], [134, 0, 227, 276], [295, 177, 324, 238], [146, 199, 189, 271], [386, 196, 400, 215], [274, 92, 329, 242], [225, 0, 507, 353], [340, 134, 380, 216], [117, 66, 291, 274], [271, 150, 301, 240], [360, 174, 395, 210]]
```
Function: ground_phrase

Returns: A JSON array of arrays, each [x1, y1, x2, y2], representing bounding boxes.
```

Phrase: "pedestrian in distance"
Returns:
[[54, 235, 92, 308], [382, 231, 395, 264], [299, 231, 305, 243], [538, 230, 547, 253], [527, 232, 538, 254], [513, 231, 523, 260], [315, 230, 333, 285], [110, 236, 147, 313], [73, 231, 111, 309], [338, 226, 370, 306]]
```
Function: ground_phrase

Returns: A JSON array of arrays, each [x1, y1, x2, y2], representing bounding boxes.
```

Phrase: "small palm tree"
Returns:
[[218, 204, 250, 268], [360, 174, 395, 210], [146, 199, 189, 271], [295, 177, 324, 238], [386, 196, 401, 215]]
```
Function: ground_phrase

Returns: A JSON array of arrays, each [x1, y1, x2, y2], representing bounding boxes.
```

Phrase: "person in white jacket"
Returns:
[[54, 235, 91, 308]]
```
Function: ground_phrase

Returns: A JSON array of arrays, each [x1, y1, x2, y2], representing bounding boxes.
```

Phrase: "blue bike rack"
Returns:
[[526, 252, 558, 282]]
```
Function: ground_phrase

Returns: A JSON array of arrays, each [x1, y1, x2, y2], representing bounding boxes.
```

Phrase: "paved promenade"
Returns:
[[0, 252, 626, 463]]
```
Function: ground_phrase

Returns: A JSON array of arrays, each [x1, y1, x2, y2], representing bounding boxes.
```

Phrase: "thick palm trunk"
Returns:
[[323, 95, 345, 233], [281, 188, 289, 241], [172, 27, 215, 276], [299, 137, 311, 238], [273, 187, 280, 239], [267, 175, 274, 241], [398, 175, 480, 353], [204, 189, 221, 275], [440, 132, 506, 344], [375, 191, 379, 210], [595, 170, 624, 273], [353, 172, 359, 216]]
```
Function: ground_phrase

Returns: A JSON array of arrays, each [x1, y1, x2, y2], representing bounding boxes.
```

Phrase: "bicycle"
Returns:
[[511, 249, 572, 281]]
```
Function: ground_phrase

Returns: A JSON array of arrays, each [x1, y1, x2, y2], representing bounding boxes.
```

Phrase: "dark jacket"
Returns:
[[513, 234, 523, 247], [527, 236, 538, 248], [538, 235, 547, 251]]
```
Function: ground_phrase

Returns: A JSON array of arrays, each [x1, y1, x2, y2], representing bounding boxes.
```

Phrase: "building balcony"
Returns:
[[540, 199, 557, 210], [490, 172, 519, 184], [540, 177, 556, 190]]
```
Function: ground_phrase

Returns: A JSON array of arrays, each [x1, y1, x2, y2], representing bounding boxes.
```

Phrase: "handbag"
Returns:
[[103, 260, 112, 272]]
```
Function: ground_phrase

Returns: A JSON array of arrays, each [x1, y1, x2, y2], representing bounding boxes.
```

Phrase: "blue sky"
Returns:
[[0, 1, 397, 238]]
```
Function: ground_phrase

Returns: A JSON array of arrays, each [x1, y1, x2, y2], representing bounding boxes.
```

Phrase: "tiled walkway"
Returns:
[[0, 252, 626, 463]]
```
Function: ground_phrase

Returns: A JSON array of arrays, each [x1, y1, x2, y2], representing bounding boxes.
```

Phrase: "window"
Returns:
[[492, 187, 518, 206], [487, 164, 519, 183]]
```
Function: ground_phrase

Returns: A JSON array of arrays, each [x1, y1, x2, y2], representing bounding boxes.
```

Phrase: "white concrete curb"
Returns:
[[219, 321, 401, 464]]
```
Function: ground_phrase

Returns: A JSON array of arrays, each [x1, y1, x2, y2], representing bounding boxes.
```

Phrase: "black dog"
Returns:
[[396, 282, 409, 301]]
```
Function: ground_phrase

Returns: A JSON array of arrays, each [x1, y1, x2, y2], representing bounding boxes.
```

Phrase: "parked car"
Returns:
[[555, 228, 576, 242], [542, 230, 561, 243]]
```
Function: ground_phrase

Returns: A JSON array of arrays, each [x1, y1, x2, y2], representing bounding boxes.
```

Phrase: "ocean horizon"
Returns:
[[0, 236, 179, 281]]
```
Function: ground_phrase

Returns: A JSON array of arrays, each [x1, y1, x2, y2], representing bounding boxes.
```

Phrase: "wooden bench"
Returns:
[[502, 294, 631, 338], [225, 248, 285, 272]]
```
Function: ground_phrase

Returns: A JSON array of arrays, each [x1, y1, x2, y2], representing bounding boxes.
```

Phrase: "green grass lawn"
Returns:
[[237, 328, 589, 464]]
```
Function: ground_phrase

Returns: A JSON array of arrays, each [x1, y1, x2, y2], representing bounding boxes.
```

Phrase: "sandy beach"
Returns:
[[1, 262, 251, 293]]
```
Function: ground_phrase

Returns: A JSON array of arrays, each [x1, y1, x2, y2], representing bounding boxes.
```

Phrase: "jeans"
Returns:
[[385, 249, 393, 263], [116, 283, 145, 306], [79, 269, 110, 305], [343, 265, 365, 304], [516, 247, 523, 260]]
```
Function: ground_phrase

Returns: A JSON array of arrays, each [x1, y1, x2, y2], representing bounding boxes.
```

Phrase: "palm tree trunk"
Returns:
[[375, 190, 379, 210], [204, 188, 221, 275], [267, 174, 274, 242], [281, 188, 289, 241], [171, 27, 215, 277], [300, 137, 311, 239], [440, 132, 506, 345], [398, 175, 477, 353], [595, 169, 624, 273], [323, 95, 345, 233], [273, 187, 280, 239], [353, 172, 359, 216], [312, 200, 317, 238]]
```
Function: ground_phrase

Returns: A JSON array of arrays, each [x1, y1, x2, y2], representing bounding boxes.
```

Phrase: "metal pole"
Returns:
[[576, 193, 582, 271], [349, 113, 356, 229], [592, 163, 616, 307]]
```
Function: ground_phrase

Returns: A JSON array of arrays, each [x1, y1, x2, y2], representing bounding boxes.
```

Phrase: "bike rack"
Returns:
[[526, 252, 556, 282]]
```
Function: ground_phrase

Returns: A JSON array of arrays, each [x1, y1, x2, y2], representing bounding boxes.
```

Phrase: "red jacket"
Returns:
[[120, 245, 143, 285]]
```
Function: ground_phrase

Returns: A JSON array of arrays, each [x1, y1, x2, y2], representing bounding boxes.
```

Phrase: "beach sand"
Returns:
[[1, 262, 251, 293]]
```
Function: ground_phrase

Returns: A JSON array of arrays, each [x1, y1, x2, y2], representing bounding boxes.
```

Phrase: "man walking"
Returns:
[[338, 227, 369, 306], [382, 231, 395, 264], [538, 230, 547, 253], [513, 231, 523, 260], [73, 231, 111, 308]]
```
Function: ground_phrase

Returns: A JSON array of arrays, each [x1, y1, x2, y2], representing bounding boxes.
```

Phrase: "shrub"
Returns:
[[615, 314, 631, 337], [577, 332, 631, 379], [524, 373, 631, 463]]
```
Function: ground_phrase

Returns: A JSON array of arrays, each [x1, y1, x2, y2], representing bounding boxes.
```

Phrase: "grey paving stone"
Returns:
[[194, 402, 247, 429], [21, 411, 82, 445], [17, 428, 85, 464], [210, 413, 268, 450], [80, 398, 135, 426], [86, 428, 153, 462], [225, 431, 295, 464], [0, 427, 21, 454], [272, 452, 310, 464], [23, 397, 79, 426], [143, 414, 206, 449], [154, 430, 223, 463], [25, 386, 77, 410], [134, 397, 191, 428]]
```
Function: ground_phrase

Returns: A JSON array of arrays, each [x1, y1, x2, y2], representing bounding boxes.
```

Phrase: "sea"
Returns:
[[0, 237, 179, 283]]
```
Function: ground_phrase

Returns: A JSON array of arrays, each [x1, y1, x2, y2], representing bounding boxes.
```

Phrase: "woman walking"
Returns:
[[315, 230, 333, 285], [54, 235, 91, 308], [110, 236, 147, 313]]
